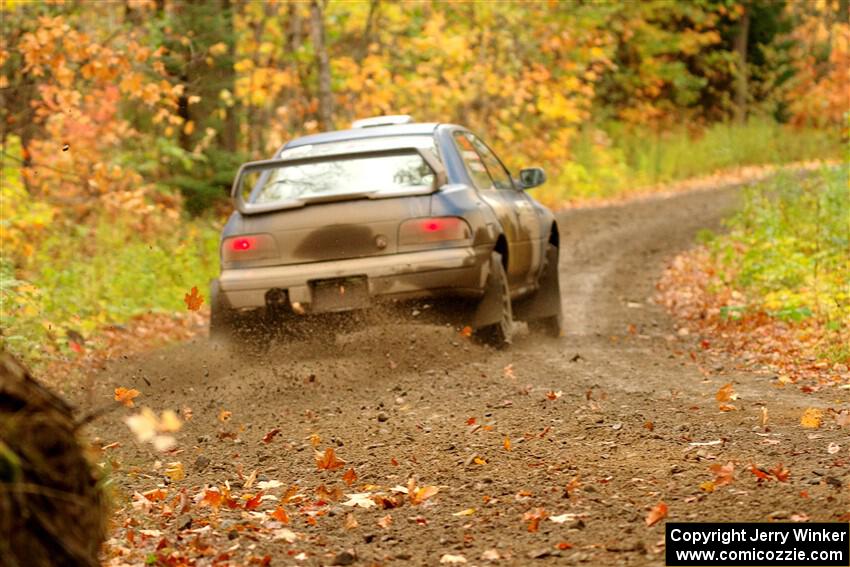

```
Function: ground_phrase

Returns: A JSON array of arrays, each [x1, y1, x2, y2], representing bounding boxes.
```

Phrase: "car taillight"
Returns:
[[230, 237, 255, 251], [222, 234, 276, 262], [399, 217, 471, 245]]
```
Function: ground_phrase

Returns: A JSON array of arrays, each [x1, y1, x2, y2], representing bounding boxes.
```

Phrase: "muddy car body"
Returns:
[[211, 117, 562, 346]]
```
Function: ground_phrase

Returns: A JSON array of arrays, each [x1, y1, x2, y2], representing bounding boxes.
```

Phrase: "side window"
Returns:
[[453, 132, 494, 190], [468, 135, 514, 190]]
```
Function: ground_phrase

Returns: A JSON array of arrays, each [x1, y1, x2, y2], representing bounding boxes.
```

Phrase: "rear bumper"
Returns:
[[218, 246, 491, 311]]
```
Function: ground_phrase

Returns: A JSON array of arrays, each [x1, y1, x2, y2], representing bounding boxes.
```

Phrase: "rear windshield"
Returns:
[[250, 151, 436, 204]]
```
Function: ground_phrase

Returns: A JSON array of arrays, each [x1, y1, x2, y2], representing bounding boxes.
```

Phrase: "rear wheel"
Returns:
[[473, 251, 514, 348]]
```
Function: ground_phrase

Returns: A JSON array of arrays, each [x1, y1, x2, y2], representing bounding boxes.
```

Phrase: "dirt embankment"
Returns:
[[73, 186, 848, 566]]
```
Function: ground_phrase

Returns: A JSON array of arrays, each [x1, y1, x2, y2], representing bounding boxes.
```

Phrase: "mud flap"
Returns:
[[514, 244, 562, 322], [471, 253, 506, 328]]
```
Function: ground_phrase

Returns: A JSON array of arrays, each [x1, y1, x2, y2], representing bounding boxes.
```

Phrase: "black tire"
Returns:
[[473, 251, 514, 348], [527, 243, 563, 338]]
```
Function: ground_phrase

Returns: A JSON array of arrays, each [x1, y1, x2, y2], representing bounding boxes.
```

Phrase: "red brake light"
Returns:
[[399, 217, 471, 246], [230, 237, 255, 251]]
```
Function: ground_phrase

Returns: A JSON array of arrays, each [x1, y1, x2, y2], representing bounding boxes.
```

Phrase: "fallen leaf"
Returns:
[[309, 433, 321, 447], [114, 387, 140, 407], [549, 513, 571, 524], [503, 436, 511, 451], [556, 542, 573, 550], [165, 461, 184, 482], [770, 463, 790, 482], [390, 457, 399, 466], [271, 506, 290, 523], [440, 554, 467, 564], [800, 407, 823, 429], [645, 501, 668, 527], [181, 406, 193, 421], [715, 383, 737, 402], [342, 468, 357, 486], [827, 443, 841, 454], [315, 447, 345, 470], [344, 513, 358, 529], [243, 469, 258, 489], [565, 475, 581, 496], [644, 421, 654, 431], [836, 411, 850, 427], [545, 390, 563, 400], [709, 461, 735, 486], [460, 326, 472, 337], [453, 508, 475, 516], [760, 406, 768, 428], [316, 484, 343, 502], [410, 484, 439, 505], [257, 480, 282, 490], [749, 464, 771, 481], [503, 364, 515, 380], [218, 409, 232, 422], [262, 428, 280, 444], [184, 286, 204, 311], [342, 493, 377, 509], [272, 528, 297, 542], [245, 492, 263, 510], [524, 507, 547, 532], [473, 457, 487, 465], [200, 489, 223, 508], [700, 481, 716, 492], [718, 403, 737, 412], [377, 513, 393, 529], [466, 417, 476, 425]]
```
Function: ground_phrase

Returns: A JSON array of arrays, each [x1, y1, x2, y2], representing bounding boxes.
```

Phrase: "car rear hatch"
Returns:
[[226, 147, 445, 267]]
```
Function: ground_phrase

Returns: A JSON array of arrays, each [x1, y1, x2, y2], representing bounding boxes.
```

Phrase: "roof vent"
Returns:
[[351, 115, 414, 129]]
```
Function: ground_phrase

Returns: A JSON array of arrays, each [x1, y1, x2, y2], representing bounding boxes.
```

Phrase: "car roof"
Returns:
[[284, 122, 441, 149]]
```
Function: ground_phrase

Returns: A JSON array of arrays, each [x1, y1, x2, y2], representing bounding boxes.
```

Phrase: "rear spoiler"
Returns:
[[231, 147, 447, 215]]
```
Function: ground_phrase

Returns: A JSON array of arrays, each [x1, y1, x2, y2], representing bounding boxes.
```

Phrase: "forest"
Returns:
[[1, 0, 847, 368], [1, 2, 849, 566]]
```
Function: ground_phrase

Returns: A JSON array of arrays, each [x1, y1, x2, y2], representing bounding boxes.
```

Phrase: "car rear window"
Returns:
[[250, 151, 436, 204]]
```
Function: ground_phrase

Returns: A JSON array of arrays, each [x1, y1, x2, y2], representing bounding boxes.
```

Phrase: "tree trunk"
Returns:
[[358, 0, 380, 62], [310, 0, 334, 130], [220, 0, 239, 153], [734, 4, 750, 124]]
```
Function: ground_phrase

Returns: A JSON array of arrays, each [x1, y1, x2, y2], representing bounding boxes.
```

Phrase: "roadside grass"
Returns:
[[533, 119, 843, 203], [659, 165, 850, 378], [0, 216, 220, 367]]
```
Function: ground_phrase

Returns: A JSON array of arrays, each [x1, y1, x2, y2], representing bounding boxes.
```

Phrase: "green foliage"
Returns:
[[534, 119, 843, 202], [710, 166, 849, 329], [0, 216, 220, 366]]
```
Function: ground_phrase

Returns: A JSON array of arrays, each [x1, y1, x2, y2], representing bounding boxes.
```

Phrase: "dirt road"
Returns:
[[77, 186, 849, 566]]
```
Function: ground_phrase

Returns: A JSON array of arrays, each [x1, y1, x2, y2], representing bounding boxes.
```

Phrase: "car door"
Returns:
[[467, 133, 543, 287], [452, 131, 540, 287]]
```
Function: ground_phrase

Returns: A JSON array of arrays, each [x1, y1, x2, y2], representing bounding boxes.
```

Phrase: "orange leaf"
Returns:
[[645, 501, 668, 527], [271, 506, 289, 524], [114, 387, 140, 407], [466, 417, 476, 425], [262, 428, 280, 444], [184, 286, 204, 311], [315, 447, 346, 470], [644, 421, 654, 431], [715, 383, 736, 402], [770, 463, 790, 482], [410, 485, 440, 505], [316, 484, 343, 501], [709, 461, 735, 486], [460, 326, 472, 337], [555, 542, 573, 550], [545, 390, 562, 400], [218, 409, 232, 422], [342, 468, 357, 486], [200, 489, 223, 508], [377, 513, 393, 529], [749, 464, 771, 481], [390, 457, 399, 466], [245, 492, 263, 510], [143, 488, 168, 502], [524, 508, 547, 532], [503, 436, 511, 451]]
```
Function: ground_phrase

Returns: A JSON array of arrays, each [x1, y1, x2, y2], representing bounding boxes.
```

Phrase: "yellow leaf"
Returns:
[[165, 461, 185, 481], [699, 480, 716, 493], [800, 408, 823, 429]]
